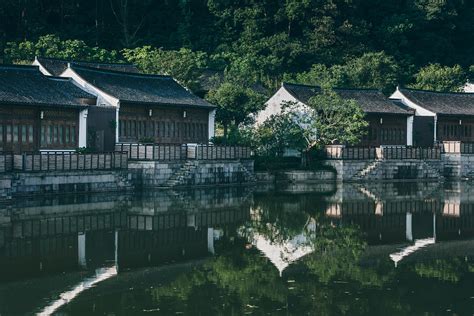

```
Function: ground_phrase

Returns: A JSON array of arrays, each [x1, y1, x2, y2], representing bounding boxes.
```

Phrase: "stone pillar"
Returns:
[[433, 116, 438, 143], [406, 115, 414, 146], [115, 105, 120, 143], [208, 109, 216, 142], [78, 109, 88, 148]]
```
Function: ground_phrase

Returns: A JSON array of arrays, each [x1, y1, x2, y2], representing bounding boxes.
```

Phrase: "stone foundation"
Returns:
[[129, 160, 255, 188], [255, 170, 335, 183], [325, 159, 442, 182], [0, 170, 133, 197]]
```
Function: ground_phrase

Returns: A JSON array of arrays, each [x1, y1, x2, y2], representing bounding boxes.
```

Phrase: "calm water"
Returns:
[[1, 181, 474, 315]]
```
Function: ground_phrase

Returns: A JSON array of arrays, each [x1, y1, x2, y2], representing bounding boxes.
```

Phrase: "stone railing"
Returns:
[[0, 152, 13, 173], [116, 143, 252, 161], [378, 146, 441, 160], [14, 151, 128, 172], [324, 145, 441, 160], [441, 141, 474, 154], [324, 145, 377, 160]]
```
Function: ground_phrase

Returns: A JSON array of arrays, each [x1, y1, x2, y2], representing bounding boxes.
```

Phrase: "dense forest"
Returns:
[[1, 0, 473, 95]]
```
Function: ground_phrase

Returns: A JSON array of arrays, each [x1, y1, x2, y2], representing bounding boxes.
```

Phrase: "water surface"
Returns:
[[1, 181, 474, 315]]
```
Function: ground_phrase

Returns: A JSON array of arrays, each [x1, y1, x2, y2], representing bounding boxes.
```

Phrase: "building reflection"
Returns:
[[0, 186, 253, 282]]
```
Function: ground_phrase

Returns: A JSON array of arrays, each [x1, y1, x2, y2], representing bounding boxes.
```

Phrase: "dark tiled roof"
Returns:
[[399, 88, 474, 116], [36, 56, 140, 76], [71, 65, 216, 108], [282, 82, 412, 115], [282, 82, 321, 104], [0, 65, 94, 108]]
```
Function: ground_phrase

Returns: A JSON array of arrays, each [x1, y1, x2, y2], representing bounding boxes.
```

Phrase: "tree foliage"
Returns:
[[122, 46, 209, 91], [411, 63, 467, 92], [206, 82, 266, 137], [4, 34, 119, 64], [307, 90, 368, 146]]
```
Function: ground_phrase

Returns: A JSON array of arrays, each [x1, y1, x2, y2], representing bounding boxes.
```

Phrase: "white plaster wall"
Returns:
[[61, 68, 119, 108], [464, 82, 474, 93], [390, 88, 436, 117], [256, 86, 308, 125], [32, 58, 53, 76]]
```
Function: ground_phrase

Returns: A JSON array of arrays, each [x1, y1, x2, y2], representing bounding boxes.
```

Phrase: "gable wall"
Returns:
[[256, 86, 308, 125]]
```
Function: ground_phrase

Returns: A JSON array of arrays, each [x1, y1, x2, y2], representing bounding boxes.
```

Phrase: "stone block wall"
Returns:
[[129, 160, 255, 188], [324, 160, 371, 181], [441, 153, 474, 178], [0, 170, 133, 196], [325, 159, 442, 182]]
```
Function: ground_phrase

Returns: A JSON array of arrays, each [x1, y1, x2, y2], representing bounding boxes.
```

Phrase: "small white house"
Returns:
[[259, 82, 414, 146]]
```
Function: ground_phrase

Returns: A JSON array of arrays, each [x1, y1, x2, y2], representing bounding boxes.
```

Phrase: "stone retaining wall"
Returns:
[[0, 170, 133, 197], [442, 153, 474, 178], [255, 170, 336, 183], [129, 160, 255, 188], [325, 159, 442, 182]]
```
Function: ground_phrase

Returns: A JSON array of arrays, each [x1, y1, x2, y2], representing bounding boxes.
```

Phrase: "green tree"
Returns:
[[4, 34, 120, 64], [307, 90, 368, 147], [206, 82, 265, 137], [254, 111, 307, 157], [290, 52, 400, 93], [412, 63, 467, 92], [343, 52, 400, 94], [122, 46, 208, 91]]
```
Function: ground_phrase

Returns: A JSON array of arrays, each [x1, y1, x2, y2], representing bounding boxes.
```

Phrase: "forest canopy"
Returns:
[[1, 0, 473, 93]]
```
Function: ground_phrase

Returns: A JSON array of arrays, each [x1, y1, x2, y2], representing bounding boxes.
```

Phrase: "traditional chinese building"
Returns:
[[0, 65, 95, 153], [391, 87, 474, 146], [259, 83, 414, 146], [61, 64, 216, 145]]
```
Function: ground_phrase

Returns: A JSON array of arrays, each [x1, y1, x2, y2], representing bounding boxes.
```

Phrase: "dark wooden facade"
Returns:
[[360, 114, 408, 146], [0, 105, 79, 153], [118, 103, 209, 144], [437, 115, 474, 142]]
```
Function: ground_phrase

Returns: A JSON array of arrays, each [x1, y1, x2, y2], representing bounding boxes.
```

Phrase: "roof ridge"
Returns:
[[282, 82, 382, 93], [36, 56, 134, 66], [333, 87, 381, 92], [0, 64, 40, 71], [400, 86, 474, 96], [70, 63, 172, 79], [47, 76, 72, 81], [282, 82, 320, 89]]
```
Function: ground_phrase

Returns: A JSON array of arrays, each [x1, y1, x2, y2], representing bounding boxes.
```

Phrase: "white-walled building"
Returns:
[[390, 87, 474, 146], [258, 82, 414, 146], [61, 64, 216, 145]]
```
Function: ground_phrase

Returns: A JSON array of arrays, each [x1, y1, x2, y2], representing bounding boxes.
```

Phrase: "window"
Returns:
[[131, 121, 136, 136], [48, 126, 53, 144], [59, 126, 63, 144], [71, 126, 76, 144], [120, 120, 125, 137], [21, 125, 27, 143], [66, 126, 70, 143], [13, 125, 18, 143], [6, 125, 11, 143], [28, 125, 33, 143], [54, 125, 58, 143]]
